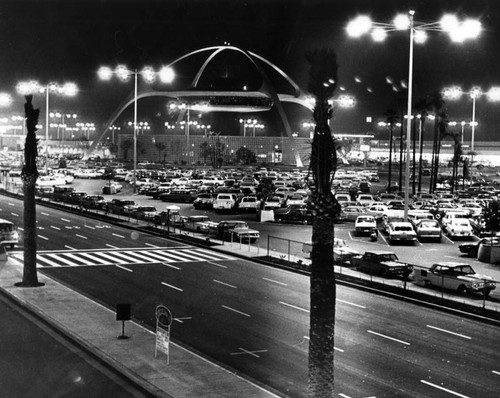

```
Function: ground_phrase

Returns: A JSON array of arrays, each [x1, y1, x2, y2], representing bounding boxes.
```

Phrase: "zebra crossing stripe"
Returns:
[[37, 255, 65, 267], [44, 253, 80, 267], [137, 250, 175, 262], [63, 252, 96, 265], [92, 251, 129, 264], [123, 251, 164, 263], [185, 249, 232, 261], [151, 250, 193, 262], [108, 251, 145, 263], [78, 252, 114, 265]]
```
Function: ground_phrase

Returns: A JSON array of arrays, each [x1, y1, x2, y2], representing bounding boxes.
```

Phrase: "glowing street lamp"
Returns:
[[17, 81, 78, 171], [98, 65, 174, 192], [347, 10, 481, 221], [443, 86, 500, 151]]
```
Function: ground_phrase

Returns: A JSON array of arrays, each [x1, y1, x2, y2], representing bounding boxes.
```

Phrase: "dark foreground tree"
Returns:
[[17, 96, 43, 287], [306, 48, 339, 396]]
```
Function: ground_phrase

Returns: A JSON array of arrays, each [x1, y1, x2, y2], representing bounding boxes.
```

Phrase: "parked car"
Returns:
[[386, 221, 417, 245], [238, 196, 260, 212], [181, 215, 216, 233], [302, 237, 360, 264], [413, 219, 442, 241], [213, 193, 238, 212], [458, 237, 500, 257], [213, 220, 260, 243], [263, 195, 285, 209], [413, 262, 496, 296], [354, 215, 377, 236], [342, 206, 366, 221], [193, 193, 214, 209], [351, 251, 413, 278], [132, 206, 158, 221], [81, 195, 108, 210], [445, 218, 473, 239], [0, 218, 20, 248], [107, 199, 136, 215], [274, 204, 312, 224]]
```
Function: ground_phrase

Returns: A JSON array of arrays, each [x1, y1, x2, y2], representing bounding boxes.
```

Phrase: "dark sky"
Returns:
[[1, 0, 499, 141]]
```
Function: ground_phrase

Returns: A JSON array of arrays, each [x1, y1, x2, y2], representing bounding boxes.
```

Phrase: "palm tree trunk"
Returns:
[[388, 127, 393, 190], [18, 95, 42, 287]]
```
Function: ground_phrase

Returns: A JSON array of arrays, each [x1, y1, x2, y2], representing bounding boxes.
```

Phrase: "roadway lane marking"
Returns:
[[64, 245, 76, 250], [222, 305, 250, 317], [50, 226, 61, 230], [161, 282, 183, 292], [426, 325, 471, 340], [11, 212, 19, 217], [420, 380, 470, 397], [38, 235, 49, 240], [116, 264, 133, 272], [230, 347, 268, 358], [262, 277, 288, 286], [112, 233, 125, 238], [492, 370, 500, 376], [367, 330, 411, 345], [214, 279, 237, 289], [337, 299, 366, 309], [8, 202, 15, 206], [279, 301, 309, 313], [75, 234, 88, 240], [61, 218, 71, 222], [106, 244, 119, 249], [145, 242, 159, 248], [64, 252, 95, 265], [162, 262, 181, 270], [41, 212, 50, 216], [84, 225, 95, 230], [303, 336, 344, 352], [207, 261, 228, 269]]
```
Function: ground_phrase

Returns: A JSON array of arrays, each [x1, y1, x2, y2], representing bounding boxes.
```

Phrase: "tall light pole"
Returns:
[[347, 11, 482, 221], [110, 125, 120, 144], [17, 81, 78, 172], [98, 65, 175, 192], [443, 86, 500, 152]]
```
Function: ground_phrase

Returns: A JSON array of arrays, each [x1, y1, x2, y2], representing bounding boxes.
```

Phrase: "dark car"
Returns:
[[214, 220, 260, 243], [193, 192, 215, 209], [274, 204, 312, 224], [459, 237, 500, 257], [132, 206, 158, 221], [107, 199, 136, 215], [81, 195, 108, 210], [65, 192, 88, 205]]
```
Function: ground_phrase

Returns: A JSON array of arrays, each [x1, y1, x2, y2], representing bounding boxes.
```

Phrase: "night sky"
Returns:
[[1, 0, 499, 141]]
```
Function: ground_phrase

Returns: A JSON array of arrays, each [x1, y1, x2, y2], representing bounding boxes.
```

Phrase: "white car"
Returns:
[[445, 219, 473, 239], [354, 215, 377, 236], [238, 196, 260, 212], [386, 221, 417, 245]]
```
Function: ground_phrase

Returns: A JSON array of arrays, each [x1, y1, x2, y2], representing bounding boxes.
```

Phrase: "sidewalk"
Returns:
[[0, 256, 280, 398]]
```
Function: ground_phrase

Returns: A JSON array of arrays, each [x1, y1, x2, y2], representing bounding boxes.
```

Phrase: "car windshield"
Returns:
[[420, 221, 438, 228], [394, 226, 412, 231]]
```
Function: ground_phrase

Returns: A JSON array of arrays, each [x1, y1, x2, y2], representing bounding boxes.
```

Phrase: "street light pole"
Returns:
[[404, 10, 415, 222], [471, 91, 477, 151], [133, 69, 138, 193]]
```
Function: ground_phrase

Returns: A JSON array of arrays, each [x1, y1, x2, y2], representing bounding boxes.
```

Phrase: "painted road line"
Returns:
[[303, 336, 344, 352], [8, 202, 15, 206], [214, 279, 237, 289], [75, 234, 88, 240], [38, 235, 49, 240], [64, 245, 77, 250], [195, 247, 235, 260], [420, 380, 469, 397], [50, 226, 61, 230], [145, 242, 159, 248], [230, 348, 268, 358], [367, 330, 411, 345], [92, 251, 128, 264], [63, 252, 96, 265], [84, 225, 96, 230], [105, 244, 119, 249], [279, 301, 309, 313], [111, 233, 125, 238], [161, 262, 181, 270], [61, 218, 71, 223], [11, 212, 19, 217], [262, 277, 288, 286], [78, 252, 111, 265], [41, 212, 50, 216], [206, 261, 228, 269], [45, 253, 80, 267], [337, 298, 366, 309], [426, 325, 471, 340], [116, 264, 133, 272], [222, 305, 250, 317], [161, 282, 183, 292], [174, 317, 192, 323], [492, 370, 500, 376], [109, 251, 145, 263]]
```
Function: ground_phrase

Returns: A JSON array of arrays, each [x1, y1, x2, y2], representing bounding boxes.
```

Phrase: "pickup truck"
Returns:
[[351, 251, 413, 278], [413, 262, 496, 296]]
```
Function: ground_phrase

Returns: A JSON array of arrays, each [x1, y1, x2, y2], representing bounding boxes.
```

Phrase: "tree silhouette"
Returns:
[[305, 48, 339, 397], [17, 95, 44, 287]]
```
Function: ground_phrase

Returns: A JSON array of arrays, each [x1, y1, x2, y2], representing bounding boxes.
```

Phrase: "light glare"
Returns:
[[414, 30, 428, 43], [486, 87, 500, 102], [440, 14, 459, 32], [0, 93, 12, 107], [115, 65, 131, 81], [141, 66, 156, 83], [346, 15, 372, 37], [159, 66, 175, 83], [393, 14, 410, 30], [98, 66, 113, 80], [371, 28, 387, 42]]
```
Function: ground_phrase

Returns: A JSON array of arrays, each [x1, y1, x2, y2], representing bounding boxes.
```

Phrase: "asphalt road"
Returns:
[[1, 195, 499, 397]]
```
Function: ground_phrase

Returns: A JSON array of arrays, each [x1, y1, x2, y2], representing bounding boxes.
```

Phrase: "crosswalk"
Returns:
[[10, 247, 234, 268]]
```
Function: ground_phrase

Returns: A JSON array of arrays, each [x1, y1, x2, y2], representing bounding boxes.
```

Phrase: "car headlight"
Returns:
[[12, 232, 19, 240]]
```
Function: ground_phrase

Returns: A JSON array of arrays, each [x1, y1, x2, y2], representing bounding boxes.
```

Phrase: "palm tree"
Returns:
[[305, 48, 338, 397], [426, 92, 447, 193], [154, 141, 167, 163], [17, 96, 43, 287], [413, 97, 429, 193], [383, 109, 399, 191]]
